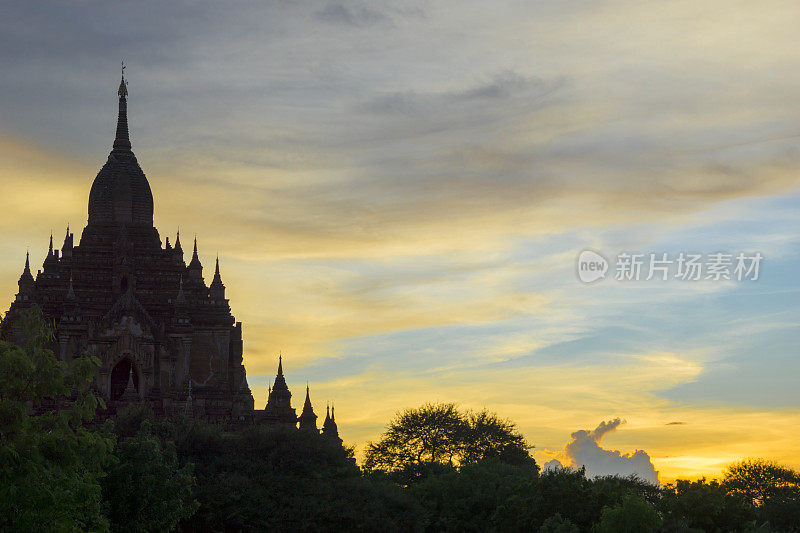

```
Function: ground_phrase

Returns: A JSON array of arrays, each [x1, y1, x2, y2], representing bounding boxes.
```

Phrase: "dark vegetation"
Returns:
[[1, 309, 799, 532]]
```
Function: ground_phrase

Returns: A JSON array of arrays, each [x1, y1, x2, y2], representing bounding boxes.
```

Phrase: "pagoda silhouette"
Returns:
[[1, 68, 337, 438]]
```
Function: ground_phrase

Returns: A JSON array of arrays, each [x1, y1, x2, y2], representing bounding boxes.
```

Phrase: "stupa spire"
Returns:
[[113, 61, 131, 152], [322, 402, 340, 441], [16, 251, 35, 300], [298, 383, 318, 431], [210, 254, 225, 302], [187, 236, 203, 278]]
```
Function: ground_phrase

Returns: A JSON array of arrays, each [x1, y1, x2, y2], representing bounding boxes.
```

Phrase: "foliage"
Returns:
[[659, 477, 756, 531], [538, 513, 579, 533], [594, 494, 661, 533], [724, 458, 800, 531], [364, 402, 535, 484], [724, 458, 800, 505], [0, 307, 113, 532], [533, 466, 598, 529], [411, 458, 539, 531], [102, 405, 197, 533], [365, 403, 466, 477], [177, 420, 424, 531]]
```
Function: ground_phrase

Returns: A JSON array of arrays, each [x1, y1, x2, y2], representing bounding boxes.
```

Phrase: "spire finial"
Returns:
[[277, 353, 283, 376], [48, 231, 53, 255], [24, 250, 31, 274], [215, 255, 220, 276], [192, 236, 198, 258], [118, 61, 128, 97]]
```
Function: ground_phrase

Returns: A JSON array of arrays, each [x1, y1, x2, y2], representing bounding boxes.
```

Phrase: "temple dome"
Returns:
[[88, 152, 153, 226], [87, 73, 154, 227]]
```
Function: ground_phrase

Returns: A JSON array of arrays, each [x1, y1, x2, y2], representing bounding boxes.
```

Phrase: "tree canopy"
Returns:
[[364, 402, 536, 484], [0, 307, 112, 531]]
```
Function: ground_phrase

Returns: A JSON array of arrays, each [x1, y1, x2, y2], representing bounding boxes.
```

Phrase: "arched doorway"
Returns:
[[110, 358, 139, 400]]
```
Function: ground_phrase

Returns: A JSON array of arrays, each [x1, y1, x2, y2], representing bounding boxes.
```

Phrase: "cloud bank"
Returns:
[[546, 419, 660, 484]]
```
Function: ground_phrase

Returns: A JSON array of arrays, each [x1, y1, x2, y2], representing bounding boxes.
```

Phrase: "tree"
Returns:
[[177, 421, 424, 531], [0, 307, 113, 531], [594, 494, 660, 533], [659, 478, 756, 532], [723, 458, 800, 531], [724, 458, 800, 506], [538, 514, 579, 533], [411, 458, 539, 531], [365, 403, 466, 480], [364, 402, 534, 484], [533, 466, 598, 530], [462, 409, 534, 467], [102, 405, 197, 532]]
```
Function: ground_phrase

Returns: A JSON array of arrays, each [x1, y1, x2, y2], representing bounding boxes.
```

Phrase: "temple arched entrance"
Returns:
[[110, 357, 139, 400]]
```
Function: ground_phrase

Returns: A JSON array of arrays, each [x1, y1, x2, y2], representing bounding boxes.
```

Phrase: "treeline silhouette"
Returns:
[[1, 309, 799, 532]]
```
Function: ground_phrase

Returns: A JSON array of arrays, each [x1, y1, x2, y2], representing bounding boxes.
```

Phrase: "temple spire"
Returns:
[[264, 354, 295, 424], [48, 232, 53, 256], [298, 383, 318, 431], [113, 61, 131, 152], [16, 250, 35, 301], [210, 254, 225, 302], [187, 236, 203, 278], [322, 402, 340, 441]]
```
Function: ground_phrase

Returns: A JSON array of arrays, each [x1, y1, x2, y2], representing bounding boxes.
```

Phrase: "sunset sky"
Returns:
[[1, 1, 798, 482]]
